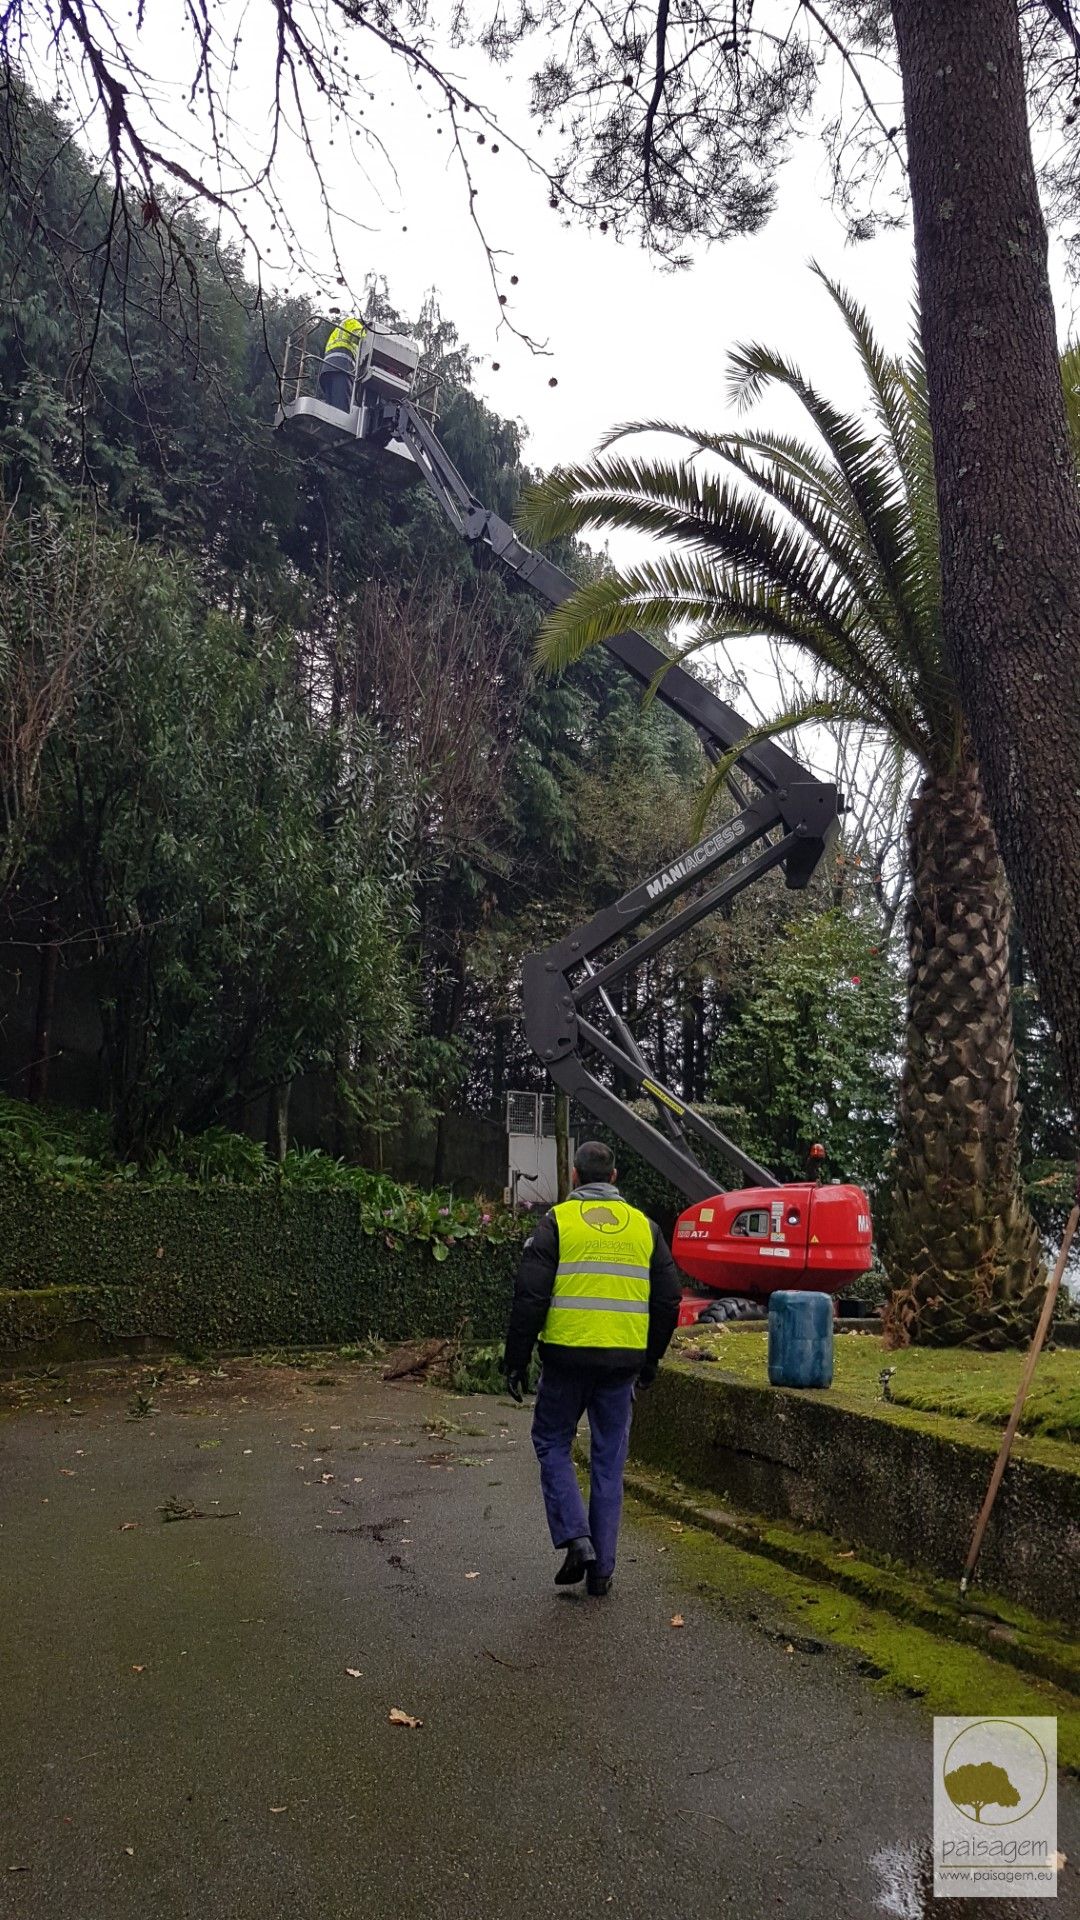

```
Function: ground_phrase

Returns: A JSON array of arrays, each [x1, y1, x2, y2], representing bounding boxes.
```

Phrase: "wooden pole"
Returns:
[[959, 1201, 1080, 1597], [554, 1090, 571, 1202]]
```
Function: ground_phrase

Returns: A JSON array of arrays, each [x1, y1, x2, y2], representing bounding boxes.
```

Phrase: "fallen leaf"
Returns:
[[118, 1522, 138, 1532], [388, 1708, 423, 1729], [670, 1614, 685, 1629], [1051, 1851, 1068, 1872], [836, 1550, 855, 1560], [668, 1522, 684, 1534], [465, 1571, 480, 1580], [269, 1806, 288, 1814], [131, 1664, 146, 1674], [345, 1668, 362, 1679], [60, 1468, 75, 1478], [123, 1847, 134, 1857], [784, 1643, 795, 1655], [320, 1473, 335, 1484]]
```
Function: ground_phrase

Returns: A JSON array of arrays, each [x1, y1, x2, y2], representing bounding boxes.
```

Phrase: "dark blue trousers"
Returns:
[[531, 1362, 636, 1579]]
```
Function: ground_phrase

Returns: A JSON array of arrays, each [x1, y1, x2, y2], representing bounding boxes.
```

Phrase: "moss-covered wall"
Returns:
[[0, 1181, 520, 1356], [631, 1363, 1080, 1628]]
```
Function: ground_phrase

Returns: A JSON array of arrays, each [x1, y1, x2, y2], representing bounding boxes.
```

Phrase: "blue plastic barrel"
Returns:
[[768, 1290, 834, 1389]]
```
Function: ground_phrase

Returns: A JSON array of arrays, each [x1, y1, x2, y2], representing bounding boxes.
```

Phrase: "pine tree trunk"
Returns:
[[886, 756, 1045, 1346], [892, 0, 1080, 1138]]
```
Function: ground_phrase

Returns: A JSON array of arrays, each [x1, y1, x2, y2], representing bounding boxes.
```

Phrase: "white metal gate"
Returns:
[[505, 1093, 576, 1208]]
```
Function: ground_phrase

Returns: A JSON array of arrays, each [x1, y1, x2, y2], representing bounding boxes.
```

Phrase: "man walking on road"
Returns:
[[503, 1140, 682, 1596]]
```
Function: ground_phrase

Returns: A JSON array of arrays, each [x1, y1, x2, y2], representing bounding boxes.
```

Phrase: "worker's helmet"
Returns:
[[344, 316, 365, 336]]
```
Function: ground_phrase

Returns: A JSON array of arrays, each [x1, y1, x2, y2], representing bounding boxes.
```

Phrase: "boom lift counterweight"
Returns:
[[275, 330, 874, 1316]]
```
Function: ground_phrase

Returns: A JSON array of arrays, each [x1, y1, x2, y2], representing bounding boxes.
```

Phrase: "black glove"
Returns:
[[637, 1362, 658, 1390], [503, 1362, 530, 1403]]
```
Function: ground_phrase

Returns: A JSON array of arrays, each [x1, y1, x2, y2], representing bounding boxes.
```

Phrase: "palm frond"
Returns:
[[533, 556, 932, 762], [808, 270, 945, 706], [727, 337, 920, 627], [519, 276, 1080, 783], [690, 694, 876, 838], [526, 440, 934, 749]]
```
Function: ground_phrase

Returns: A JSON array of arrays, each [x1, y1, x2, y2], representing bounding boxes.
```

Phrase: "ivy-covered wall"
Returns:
[[0, 1180, 522, 1356]]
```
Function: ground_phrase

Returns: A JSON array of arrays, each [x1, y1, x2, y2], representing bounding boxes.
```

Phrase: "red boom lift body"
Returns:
[[672, 1183, 873, 1324]]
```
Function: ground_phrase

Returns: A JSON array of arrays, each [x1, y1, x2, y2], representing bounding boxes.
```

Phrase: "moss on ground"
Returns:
[[673, 1328, 1080, 1444], [630, 1501, 1080, 1773], [623, 1465, 1079, 1688]]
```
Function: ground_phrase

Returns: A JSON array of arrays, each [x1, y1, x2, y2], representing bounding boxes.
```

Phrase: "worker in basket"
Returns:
[[319, 314, 366, 410], [502, 1139, 681, 1596]]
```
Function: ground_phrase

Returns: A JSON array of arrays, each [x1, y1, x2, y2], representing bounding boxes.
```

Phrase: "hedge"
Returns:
[[0, 1179, 523, 1356]]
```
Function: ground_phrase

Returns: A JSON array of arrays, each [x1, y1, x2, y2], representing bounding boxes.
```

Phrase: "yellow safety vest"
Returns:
[[541, 1195, 653, 1352], [325, 318, 366, 358]]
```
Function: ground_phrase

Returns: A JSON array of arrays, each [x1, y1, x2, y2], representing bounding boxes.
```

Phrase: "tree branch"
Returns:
[[642, 0, 671, 200], [1041, 0, 1080, 56]]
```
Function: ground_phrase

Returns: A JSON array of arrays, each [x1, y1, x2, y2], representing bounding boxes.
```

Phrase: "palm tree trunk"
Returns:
[[885, 755, 1045, 1347]]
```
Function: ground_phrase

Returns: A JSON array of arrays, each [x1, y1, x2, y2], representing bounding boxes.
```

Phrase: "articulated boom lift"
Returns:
[[276, 327, 873, 1319]]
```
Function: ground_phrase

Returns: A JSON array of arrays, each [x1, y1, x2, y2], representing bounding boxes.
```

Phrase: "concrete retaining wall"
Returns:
[[630, 1363, 1080, 1628]]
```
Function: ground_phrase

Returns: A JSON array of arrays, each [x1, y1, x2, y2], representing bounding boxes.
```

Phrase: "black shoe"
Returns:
[[554, 1537, 596, 1585], [586, 1567, 612, 1597]]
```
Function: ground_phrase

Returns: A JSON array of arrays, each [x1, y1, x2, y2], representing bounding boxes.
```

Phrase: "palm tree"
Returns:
[[519, 270, 1045, 1347]]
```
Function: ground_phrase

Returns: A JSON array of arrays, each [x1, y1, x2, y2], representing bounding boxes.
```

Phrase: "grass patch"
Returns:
[[673, 1328, 1080, 1443]]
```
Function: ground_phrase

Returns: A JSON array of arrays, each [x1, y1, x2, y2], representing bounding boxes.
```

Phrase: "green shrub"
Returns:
[[0, 1097, 516, 1256]]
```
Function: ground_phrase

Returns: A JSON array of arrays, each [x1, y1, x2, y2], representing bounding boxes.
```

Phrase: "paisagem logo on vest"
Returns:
[[580, 1202, 632, 1235]]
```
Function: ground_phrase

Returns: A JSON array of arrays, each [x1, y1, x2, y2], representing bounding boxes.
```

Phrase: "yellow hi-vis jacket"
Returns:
[[325, 317, 366, 358], [541, 1194, 653, 1352]]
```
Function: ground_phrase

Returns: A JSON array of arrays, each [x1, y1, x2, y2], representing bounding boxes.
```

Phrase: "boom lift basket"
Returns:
[[274, 320, 434, 469]]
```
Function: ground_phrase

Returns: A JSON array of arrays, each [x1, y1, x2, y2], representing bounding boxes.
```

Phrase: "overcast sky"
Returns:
[[266, 42, 921, 475], [33, 6, 1080, 719], [241, 25, 1077, 485], [42, 9, 1080, 481]]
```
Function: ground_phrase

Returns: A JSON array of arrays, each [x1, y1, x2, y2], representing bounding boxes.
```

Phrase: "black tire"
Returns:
[[698, 1297, 765, 1324]]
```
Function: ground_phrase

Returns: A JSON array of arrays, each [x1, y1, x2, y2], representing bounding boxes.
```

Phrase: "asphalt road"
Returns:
[[1, 1360, 1076, 1920]]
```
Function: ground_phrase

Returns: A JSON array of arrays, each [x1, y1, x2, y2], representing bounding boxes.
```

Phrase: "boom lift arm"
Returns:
[[276, 355, 841, 1207], [382, 400, 842, 1204]]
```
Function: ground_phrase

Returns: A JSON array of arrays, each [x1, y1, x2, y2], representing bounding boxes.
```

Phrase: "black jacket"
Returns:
[[503, 1183, 683, 1375]]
